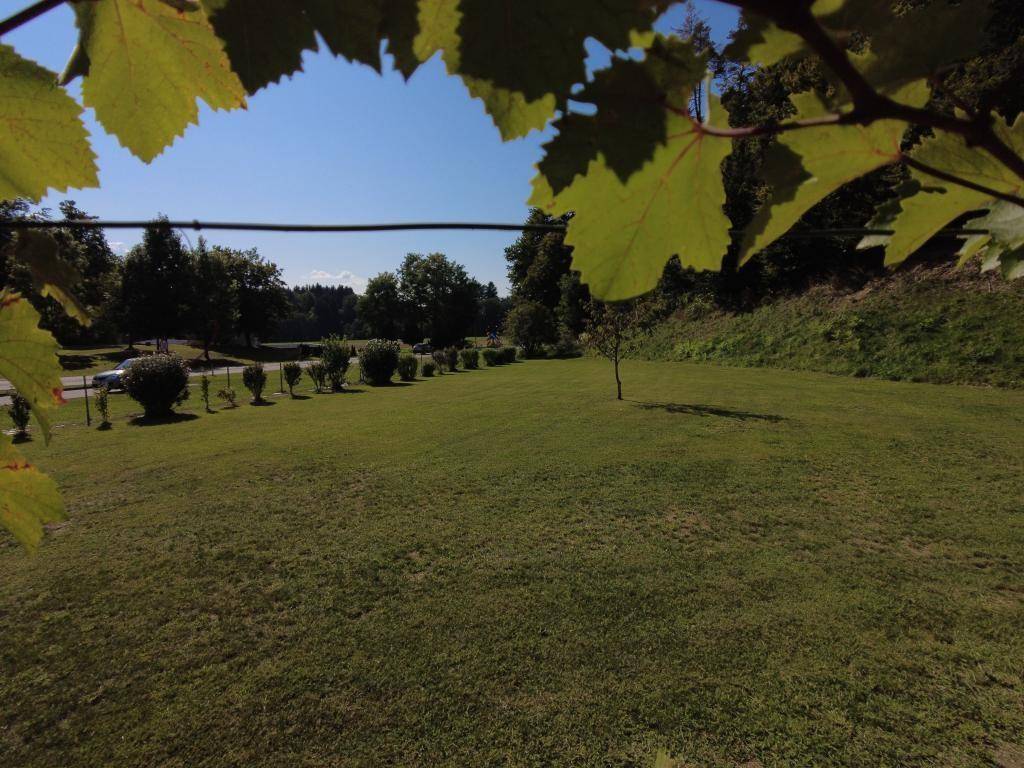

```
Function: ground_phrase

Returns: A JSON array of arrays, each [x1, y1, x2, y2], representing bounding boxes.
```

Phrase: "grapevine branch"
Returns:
[[0, 0, 75, 37], [711, 0, 1024, 202]]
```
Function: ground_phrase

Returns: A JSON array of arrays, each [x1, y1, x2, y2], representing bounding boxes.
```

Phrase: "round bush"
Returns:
[[122, 355, 190, 418], [358, 339, 401, 385], [242, 363, 267, 403], [431, 349, 447, 373], [397, 353, 418, 381], [421, 361, 436, 377], [444, 347, 459, 371], [459, 348, 479, 369], [481, 348, 499, 366], [320, 334, 351, 391]]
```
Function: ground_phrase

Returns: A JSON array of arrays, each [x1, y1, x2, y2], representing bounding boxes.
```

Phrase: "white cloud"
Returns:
[[308, 269, 368, 293], [109, 241, 128, 255]]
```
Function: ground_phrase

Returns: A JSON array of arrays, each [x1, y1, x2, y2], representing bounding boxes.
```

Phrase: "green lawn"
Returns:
[[3, 359, 1023, 767]]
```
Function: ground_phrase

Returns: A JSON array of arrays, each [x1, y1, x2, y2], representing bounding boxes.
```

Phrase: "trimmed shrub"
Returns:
[[431, 348, 447, 373], [283, 362, 302, 396], [242, 363, 267, 403], [200, 375, 212, 412], [397, 354, 418, 381], [7, 392, 30, 439], [307, 361, 327, 393], [122, 354, 189, 418], [499, 346, 518, 364], [95, 386, 111, 427], [444, 346, 459, 371], [482, 348, 499, 366], [421, 360, 437, 377], [217, 388, 238, 408], [321, 335, 351, 391], [459, 348, 479, 369], [359, 339, 401, 385]]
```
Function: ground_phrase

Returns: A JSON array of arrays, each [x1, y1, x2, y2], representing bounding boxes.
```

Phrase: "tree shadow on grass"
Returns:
[[250, 400, 276, 407], [128, 412, 201, 427], [288, 394, 312, 401], [632, 401, 785, 423], [367, 381, 413, 387]]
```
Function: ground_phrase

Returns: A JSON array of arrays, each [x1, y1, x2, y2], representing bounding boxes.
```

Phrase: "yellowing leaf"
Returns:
[[0, 45, 97, 202], [0, 290, 65, 441], [415, 0, 554, 140], [738, 85, 925, 264], [0, 437, 64, 553], [13, 231, 91, 327], [67, 0, 246, 162], [540, 97, 733, 301]]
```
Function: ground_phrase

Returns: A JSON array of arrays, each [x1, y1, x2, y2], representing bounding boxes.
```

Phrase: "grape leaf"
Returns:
[[414, 0, 555, 140], [201, 0, 420, 94], [64, 0, 246, 162], [535, 36, 706, 197], [860, 113, 1024, 266], [738, 83, 927, 265], [12, 231, 91, 328], [0, 45, 97, 202], [968, 201, 1024, 279], [536, 96, 733, 301], [0, 290, 64, 442], [727, 0, 990, 98], [0, 437, 65, 553], [454, 0, 670, 105]]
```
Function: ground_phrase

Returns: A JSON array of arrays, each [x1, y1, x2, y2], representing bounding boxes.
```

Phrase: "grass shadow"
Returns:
[[250, 400, 276, 407], [128, 412, 201, 427], [632, 401, 785, 423], [97, 422, 113, 431], [289, 394, 312, 401]]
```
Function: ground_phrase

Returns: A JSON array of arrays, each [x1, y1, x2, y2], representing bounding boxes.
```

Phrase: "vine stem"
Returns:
[[0, 0, 71, 38], [711, 0, 1024, 191]]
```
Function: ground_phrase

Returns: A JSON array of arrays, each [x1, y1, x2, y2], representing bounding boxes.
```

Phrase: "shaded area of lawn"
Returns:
[[2, 359, 1023, 767]]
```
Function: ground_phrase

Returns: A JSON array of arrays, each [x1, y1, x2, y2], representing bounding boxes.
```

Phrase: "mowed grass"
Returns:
[[2, 359, 1024, 767]]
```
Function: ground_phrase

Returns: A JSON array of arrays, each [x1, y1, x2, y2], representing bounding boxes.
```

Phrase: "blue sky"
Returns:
[[6, 1, 739, 293]]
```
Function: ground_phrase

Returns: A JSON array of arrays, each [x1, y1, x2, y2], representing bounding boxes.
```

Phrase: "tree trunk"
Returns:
[[614, 352, 622, 401]]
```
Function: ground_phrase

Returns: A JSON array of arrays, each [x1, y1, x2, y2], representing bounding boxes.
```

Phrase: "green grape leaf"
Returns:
[[199, 0, 317, 93], [535, 36, 706, 197], [862, 113, 1024, 266], [201, 0, 421, 94], [0, 290, 65, 442], [454, 0, 670, 105], [738, 84, 927, 264], [415, 0, 554, 140], [956, 232, 991, 266], [0, 437, 65, 553], [12, 231, 91, 327], [969, 201, 1024, 279], [727, 0, 989, 99], [65, 0, 246, 162], [536, 96, 733, 301], [0, 45, 97, 202]]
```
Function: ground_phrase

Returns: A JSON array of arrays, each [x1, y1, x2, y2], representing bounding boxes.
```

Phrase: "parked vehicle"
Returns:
[[91, 358, 139, 391], [412, 342, 433, 354]]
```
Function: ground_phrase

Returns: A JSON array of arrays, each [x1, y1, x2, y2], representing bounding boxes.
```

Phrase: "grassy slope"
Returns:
[[636, 273, 1024, 388], [2, 359, 1024, 767]]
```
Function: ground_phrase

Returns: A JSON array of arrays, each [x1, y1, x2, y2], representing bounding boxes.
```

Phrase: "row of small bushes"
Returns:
[[30, 342, 525, 429]]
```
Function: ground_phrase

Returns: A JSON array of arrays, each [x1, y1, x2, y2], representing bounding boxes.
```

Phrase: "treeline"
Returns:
[[0, 205, 509, 349]]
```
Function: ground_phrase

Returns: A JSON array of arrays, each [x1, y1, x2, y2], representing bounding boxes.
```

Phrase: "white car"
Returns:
[[91, 358, 139, 391]]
